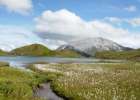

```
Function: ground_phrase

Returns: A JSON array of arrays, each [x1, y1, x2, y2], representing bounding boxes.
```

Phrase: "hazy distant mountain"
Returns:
[[58, 37, 132, 56]]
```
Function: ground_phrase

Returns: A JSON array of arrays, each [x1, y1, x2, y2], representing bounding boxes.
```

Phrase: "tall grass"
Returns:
[[0, 65, 48, 100], [32, 63, 140, 100]]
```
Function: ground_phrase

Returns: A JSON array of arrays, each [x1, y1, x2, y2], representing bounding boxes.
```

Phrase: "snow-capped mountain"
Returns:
[[57, 45, 92, 57], [58, 37, 132, 56]]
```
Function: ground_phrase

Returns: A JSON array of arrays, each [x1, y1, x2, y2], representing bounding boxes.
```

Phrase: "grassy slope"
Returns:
[[0, 50, 7, 56], [0, 64, 48, 100], [10, 44, 82, 57], [95, 49, 140, 60], [54, 50, 82, 58], [10, 44, 53, 56]]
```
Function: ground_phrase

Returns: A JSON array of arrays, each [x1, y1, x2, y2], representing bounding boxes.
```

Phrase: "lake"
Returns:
[[0, 56, 125, 68]]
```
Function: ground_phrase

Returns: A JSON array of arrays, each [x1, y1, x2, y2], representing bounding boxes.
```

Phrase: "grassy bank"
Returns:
[[31, 63, 140, 100], [0, 63, 48, 100], [95, 49, 140, 60]]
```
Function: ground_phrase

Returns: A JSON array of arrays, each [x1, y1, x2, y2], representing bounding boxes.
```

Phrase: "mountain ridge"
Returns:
[[58, 37, 132, 56]]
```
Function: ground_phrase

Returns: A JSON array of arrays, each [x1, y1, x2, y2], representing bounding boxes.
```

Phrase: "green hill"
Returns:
[[0, 50, 8, 56], [10, 44, 83, 57], [95, 49, 140, 60], [10, 44, 53, 56], [54, 50, 82, 58]]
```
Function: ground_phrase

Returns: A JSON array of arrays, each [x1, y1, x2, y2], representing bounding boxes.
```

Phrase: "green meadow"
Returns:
[[0, 60, 140, 100], [31, 63, 140, 100], [0, 62, 48, 100]]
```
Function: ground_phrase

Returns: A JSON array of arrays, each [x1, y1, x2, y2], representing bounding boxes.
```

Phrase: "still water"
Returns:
[[0, 56, 125, 68]]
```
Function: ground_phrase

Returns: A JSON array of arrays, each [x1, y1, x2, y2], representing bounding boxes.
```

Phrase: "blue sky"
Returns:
[[1, 0, 140, 28], [33, 0, 140, 19], [0, 0, 140, 50]]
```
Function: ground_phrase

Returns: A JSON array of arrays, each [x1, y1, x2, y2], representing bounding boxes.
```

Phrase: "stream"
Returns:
[[34, 83, 63, 100]]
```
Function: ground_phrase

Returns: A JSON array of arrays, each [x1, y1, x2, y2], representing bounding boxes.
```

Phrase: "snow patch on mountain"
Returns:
[[58, 37, 132, 56]]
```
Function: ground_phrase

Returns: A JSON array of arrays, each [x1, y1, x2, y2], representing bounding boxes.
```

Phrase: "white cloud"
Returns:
[[89, 21, 140, 48], [103, 17, 124, 26], [104, 17, 140, 27], [104, 17, 123, 24], [0, 0, 32, 14], [124, 5, 137, 12], [44, 39, 67, 50], [35, 9, 92, 37], [0, 25, 46, 51], [127, 18, 140, 26], [35, 9, 140, 48]]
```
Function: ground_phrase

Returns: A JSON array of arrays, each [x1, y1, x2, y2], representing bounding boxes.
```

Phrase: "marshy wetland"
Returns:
[[32, 63, 140, 100], [0, 57, 140, 100]]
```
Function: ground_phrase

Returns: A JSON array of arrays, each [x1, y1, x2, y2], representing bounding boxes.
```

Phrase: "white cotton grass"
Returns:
[[34, 63, 140, 100]]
